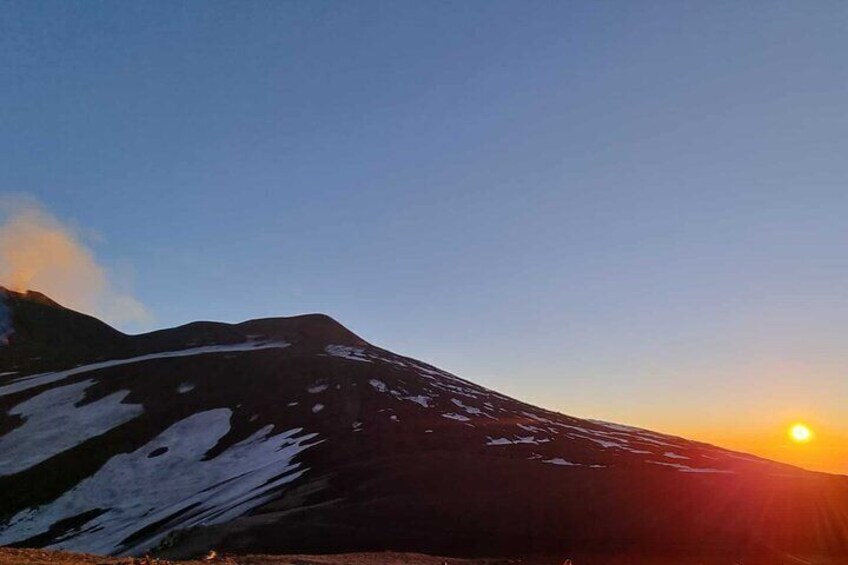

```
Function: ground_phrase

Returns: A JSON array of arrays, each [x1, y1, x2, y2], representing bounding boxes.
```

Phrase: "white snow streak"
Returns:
[[486, 436, 551, 446], [0, 341, 290, 397], [404, 394, 432, 407], [543, 458, 579, 466], [647, 461, 733, 473], [323, 345, 372, 363]]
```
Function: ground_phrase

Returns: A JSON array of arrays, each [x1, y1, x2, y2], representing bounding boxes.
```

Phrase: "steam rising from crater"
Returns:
[[0, 197, 150, 329]]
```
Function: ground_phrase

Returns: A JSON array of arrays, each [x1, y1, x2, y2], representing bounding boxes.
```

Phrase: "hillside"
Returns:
[[1, 287, 846, 563]]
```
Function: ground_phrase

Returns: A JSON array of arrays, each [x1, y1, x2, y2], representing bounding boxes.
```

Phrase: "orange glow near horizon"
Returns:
[[670, 420, 845, 476], [570, 406, 847, 476]]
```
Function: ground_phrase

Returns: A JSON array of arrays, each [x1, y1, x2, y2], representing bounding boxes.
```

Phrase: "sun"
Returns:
[[789, 423, 814, 444]]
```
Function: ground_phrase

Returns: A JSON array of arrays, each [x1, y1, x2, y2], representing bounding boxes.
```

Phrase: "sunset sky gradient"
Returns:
[[1, 2, 846, 473]]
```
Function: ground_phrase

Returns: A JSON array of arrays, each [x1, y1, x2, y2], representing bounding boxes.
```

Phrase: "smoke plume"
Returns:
[[0, 197, 150, 330]]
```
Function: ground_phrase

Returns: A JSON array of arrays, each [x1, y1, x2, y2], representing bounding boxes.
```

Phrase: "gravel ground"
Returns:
[[0, 549, 520, 565]]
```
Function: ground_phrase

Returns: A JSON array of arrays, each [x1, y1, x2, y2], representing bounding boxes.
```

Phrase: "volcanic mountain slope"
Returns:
[[0, 288, 847, 563]]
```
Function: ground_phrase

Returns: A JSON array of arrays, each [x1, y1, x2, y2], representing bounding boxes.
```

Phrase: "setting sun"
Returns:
[[789, 423, 814, 444]]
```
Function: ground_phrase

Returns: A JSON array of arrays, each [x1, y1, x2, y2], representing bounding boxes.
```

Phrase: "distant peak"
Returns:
[[0, 287, 64, 309], [237, 313, 369, 348]]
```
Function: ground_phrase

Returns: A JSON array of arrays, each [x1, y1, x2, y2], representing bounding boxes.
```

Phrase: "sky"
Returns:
[[1, 1, 846, 473]]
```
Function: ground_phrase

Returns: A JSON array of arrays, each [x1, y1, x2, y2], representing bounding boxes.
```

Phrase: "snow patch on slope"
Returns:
[[442, 412, 471, 422], [0, 379, 144, 476], [368, 379, 388, 392], [542, 458, 606, 468], [369, 378, 434, 407], [0, 408, 320, 555], [543, 458, 579, 466], [487, 436, 551, 446], [324, 345, 372, 363], [404, 394, 432, 407], [451, 398, 492, 418]]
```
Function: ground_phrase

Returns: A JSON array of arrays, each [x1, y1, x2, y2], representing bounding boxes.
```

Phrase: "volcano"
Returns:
[[0, 288, 846, 563]]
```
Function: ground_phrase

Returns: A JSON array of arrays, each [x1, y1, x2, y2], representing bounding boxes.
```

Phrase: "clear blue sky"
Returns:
[[2, 2, 847, 457]]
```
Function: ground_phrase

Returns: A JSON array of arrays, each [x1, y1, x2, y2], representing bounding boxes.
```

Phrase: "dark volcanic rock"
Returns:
[[0, 288, 846, 562]]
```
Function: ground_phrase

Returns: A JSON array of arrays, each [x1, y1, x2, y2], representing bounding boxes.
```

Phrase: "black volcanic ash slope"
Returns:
[[0, 287, 846, 561]]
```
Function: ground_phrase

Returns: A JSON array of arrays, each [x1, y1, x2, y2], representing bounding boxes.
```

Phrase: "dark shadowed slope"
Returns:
[[1, 287, 847, 563]]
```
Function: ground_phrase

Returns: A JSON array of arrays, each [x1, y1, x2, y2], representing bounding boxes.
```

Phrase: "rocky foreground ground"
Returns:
[[0, 549, 523, 565], [0, 548, 837, 565]]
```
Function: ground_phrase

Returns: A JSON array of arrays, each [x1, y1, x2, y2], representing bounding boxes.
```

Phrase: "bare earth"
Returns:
[[1, 548, 839, 565], [0, 549, 521, 565]]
